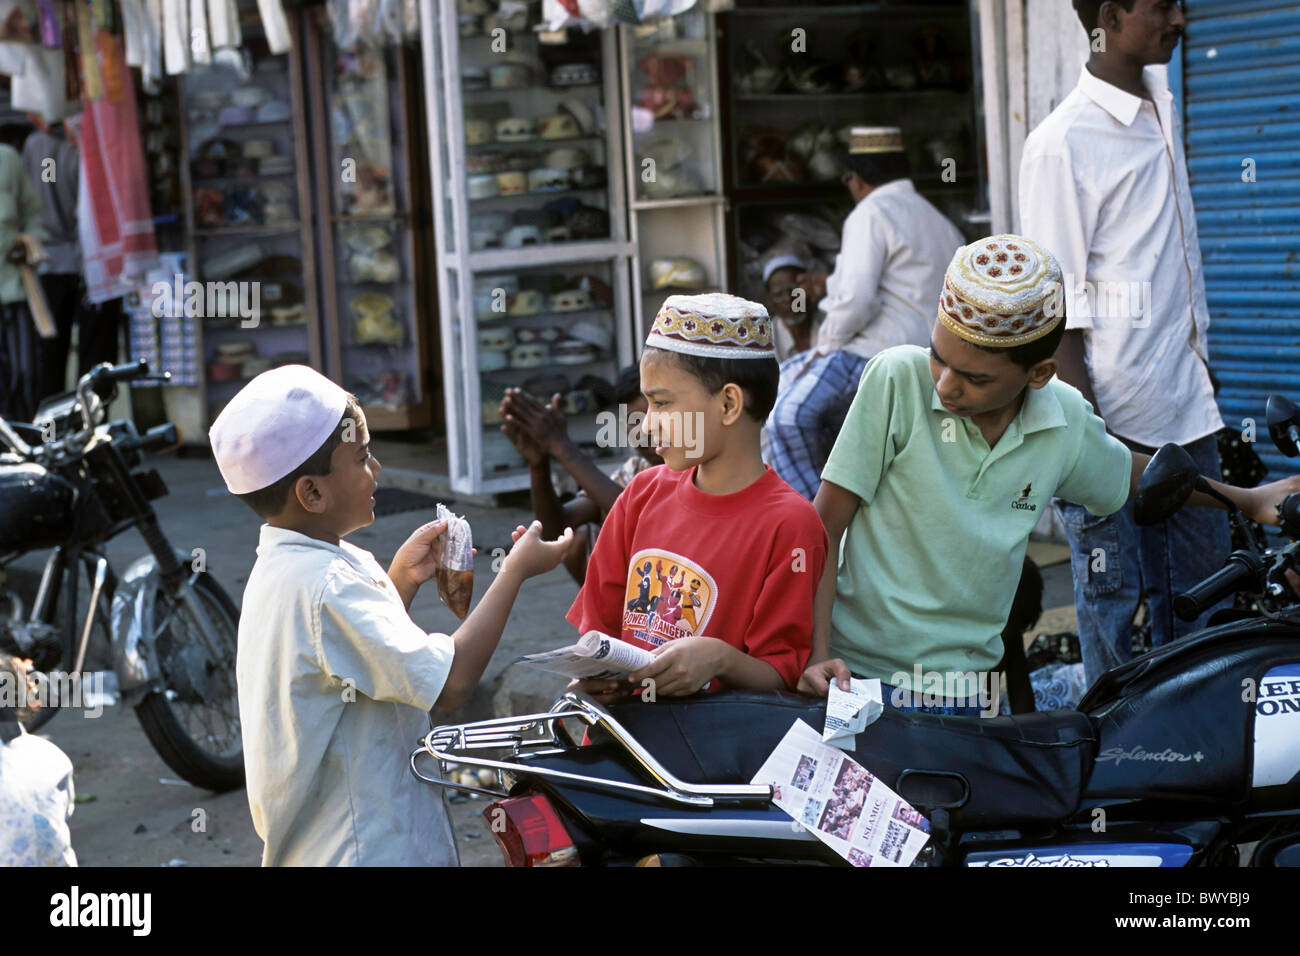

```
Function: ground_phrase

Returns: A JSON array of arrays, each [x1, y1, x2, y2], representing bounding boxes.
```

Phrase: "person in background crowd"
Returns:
[[765, 126, 964, 499], [0, 122, 46, 424], [1018, 0, 1229, 688], [20, 114, 83, 402], [499, 365, 662, 585], [762, 249, 819, 363]]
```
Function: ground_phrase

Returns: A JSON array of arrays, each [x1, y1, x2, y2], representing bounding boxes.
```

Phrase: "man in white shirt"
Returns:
[[766, 127, 964, 498], [1019, 0, 1230, 688]]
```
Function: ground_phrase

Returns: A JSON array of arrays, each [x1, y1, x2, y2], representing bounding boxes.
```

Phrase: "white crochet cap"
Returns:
[[761, 254, 806, 284], [209, 365, 350, 495]]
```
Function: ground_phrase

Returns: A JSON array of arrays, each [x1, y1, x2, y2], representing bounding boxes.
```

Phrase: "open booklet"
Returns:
[[514, 631, 657, 681], [753, 719, 931, 867]]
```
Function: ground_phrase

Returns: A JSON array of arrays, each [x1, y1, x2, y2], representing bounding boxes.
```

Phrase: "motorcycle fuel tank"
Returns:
[[0, 462, 76, 552]]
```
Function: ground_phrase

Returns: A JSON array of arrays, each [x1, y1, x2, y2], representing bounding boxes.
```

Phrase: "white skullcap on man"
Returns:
[[761, 254, 807, 285], [209, 365, 349, 495]]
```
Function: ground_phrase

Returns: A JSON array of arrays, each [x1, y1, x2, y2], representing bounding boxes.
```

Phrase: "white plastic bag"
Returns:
[[434, 503, 474, 619]]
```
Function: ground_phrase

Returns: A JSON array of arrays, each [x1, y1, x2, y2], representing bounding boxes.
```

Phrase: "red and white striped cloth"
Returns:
[[76, 34, 157, 304]]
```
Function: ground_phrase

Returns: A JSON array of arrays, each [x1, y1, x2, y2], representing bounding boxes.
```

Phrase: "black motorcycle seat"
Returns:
[[595, 690, 1096, 828]]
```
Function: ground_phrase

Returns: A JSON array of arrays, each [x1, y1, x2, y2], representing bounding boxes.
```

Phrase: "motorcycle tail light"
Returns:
[[482, 794, 579, 867]]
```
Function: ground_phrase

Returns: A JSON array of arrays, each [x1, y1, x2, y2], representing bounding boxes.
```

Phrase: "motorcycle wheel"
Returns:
[[134, 573, 245, 792]]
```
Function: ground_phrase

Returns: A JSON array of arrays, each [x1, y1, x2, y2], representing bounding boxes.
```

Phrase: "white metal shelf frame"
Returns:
[[420, 0, 634, 495], [618, 12, 729, 342]]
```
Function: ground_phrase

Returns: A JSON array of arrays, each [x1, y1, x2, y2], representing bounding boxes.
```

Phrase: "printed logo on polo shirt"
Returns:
[[1011, 482, 1037, 512], [622, 548, 717, 647]]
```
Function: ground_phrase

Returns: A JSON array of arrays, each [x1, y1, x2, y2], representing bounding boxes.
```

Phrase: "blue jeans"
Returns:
[[1056, 432, 1231, 691], [877, 682, 985, 717]]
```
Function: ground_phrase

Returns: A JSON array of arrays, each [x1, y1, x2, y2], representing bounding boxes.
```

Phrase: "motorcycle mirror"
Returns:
[[1134, 443, 1201, 526], [1266, 395, 1300, 458]]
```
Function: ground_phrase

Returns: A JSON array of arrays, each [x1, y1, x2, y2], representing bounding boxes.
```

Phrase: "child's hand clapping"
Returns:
[[500, 520, 575, 581]]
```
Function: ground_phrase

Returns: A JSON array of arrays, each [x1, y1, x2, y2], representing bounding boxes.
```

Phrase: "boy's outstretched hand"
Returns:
[[500, 520, 575, 580]]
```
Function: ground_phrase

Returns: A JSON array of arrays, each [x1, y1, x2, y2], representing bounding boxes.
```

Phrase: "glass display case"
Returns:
[[620, 7, 728, 339], [179, 2, 321, 429], [306, 34, 434, 431], [719, 0, 989, 301], [422, 0, 634, 494]]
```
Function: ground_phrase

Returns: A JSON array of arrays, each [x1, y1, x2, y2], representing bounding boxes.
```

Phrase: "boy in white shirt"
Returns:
[[210, 365, 573, 866]]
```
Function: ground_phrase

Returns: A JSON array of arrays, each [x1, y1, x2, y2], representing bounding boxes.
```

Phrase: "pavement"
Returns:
[[13, 439, 1078, 867]]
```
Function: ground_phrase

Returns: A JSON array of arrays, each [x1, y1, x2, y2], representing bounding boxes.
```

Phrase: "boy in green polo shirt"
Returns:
[[799, 234, 1300, 713]]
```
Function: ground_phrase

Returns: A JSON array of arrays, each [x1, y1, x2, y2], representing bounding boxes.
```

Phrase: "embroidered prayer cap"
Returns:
[[848, 126, 904, 155], [209, 364, 350, 495], [936, 234, 1065, 347], [645, 293, 774, 360]]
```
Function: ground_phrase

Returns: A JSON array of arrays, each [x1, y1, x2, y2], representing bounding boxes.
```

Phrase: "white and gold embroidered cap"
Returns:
[[937, 234, 1065, 347], [645, 292, 774, 360], [209, 364, 349, 495]]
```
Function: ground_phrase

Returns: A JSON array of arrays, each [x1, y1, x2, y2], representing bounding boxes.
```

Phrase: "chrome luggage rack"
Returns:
[[411, 691, 772, 809]]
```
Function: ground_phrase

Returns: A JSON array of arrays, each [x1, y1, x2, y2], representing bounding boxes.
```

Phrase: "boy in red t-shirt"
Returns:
[[567, 293, 828, 696]]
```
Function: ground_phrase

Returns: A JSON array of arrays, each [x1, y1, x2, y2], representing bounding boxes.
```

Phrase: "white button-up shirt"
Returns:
[[237, 525, 457, 866], [1019, 64, 1222, 448], [814, 178, 964, 360]]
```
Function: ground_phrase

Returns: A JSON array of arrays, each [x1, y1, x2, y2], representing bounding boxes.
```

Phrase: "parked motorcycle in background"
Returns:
[[0, 360, 243, 792], [413, 396, 1300, 866]]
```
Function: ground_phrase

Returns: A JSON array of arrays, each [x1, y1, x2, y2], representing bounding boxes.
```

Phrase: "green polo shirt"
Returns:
[[821, 344, 1131, 689]]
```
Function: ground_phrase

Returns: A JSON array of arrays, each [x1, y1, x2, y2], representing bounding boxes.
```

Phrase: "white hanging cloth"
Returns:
[[189, 0, 211, 64], [142, 0, 164, 91], [163, 0, 192, 75], [10, 45, 72, 122], [207, 0, 240, 49], [256, 0, 291, 54], [120, 0, 146, 67]]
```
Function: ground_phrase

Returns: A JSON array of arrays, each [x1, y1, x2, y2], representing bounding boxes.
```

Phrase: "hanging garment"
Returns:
[[96, 29, 124, 101], [206, 0, 237, 49], [60, 0, 80, 102], [188, 0, 209, 64], [10, 45, 72, 122], [256, 0, 289, 54], [0, 40, 26, 78], [162, 0, 190, 75], [75, 0, 102, 98], [37, 0, 60, 46], [78, 38, 158, 303], [119, 0, 144, 66], [142, 0, 162, 91]]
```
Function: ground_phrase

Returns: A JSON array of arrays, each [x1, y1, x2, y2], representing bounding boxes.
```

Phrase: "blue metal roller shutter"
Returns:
[[1182, 0, 1300, 480]]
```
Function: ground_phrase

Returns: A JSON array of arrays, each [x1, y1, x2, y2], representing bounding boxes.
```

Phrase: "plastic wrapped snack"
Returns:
[[434, 503, 474, 619]]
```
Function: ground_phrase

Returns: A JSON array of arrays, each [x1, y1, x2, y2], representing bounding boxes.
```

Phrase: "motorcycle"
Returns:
[[0, 360, 243, 792], [410, 395, 1300, 867]]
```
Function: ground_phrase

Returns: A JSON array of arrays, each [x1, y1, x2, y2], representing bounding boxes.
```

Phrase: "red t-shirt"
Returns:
[[566, 464, 827, 690]]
